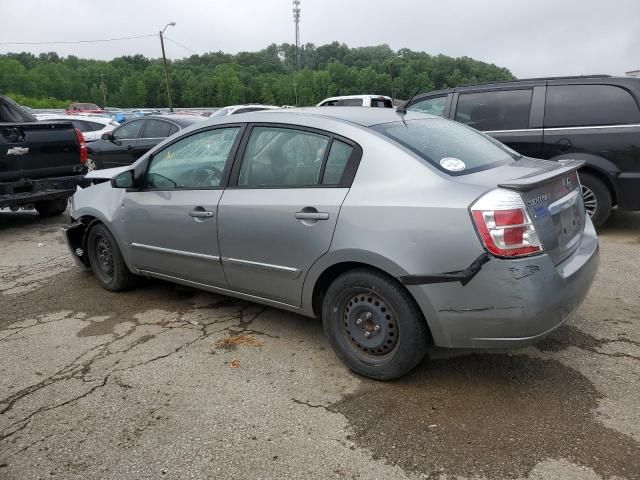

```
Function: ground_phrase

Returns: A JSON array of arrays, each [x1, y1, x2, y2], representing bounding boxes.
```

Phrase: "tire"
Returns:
[[34, 197, 68, 217], [579, 172, 612, 228], [86, 155, 102, 172], [322, 268, 430, 380], [87, 223, 136, 291]]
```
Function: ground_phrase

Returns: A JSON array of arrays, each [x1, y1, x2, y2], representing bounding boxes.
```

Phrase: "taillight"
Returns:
[[74, 128, 87, 165], [470, 189, 543, 258]]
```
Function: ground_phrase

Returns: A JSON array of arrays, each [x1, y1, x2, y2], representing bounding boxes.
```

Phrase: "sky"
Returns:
[[1, 0, 639, 78]]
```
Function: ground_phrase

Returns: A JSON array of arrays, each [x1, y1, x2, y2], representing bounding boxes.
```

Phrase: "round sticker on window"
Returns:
[[440, 157, 466, 172]]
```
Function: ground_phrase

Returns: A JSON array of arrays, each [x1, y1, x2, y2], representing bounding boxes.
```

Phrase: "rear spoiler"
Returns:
[[498, 159, 585, 191]]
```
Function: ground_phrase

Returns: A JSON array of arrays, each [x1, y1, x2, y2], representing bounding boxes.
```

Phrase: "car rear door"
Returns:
[[101, 119, 146, 168], [218, 124, 361, 306], [123, 125, 243, 286], [452, 87, 544, 158]]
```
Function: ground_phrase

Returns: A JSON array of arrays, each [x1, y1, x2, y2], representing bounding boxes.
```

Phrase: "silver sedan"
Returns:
[[64, 108, 599, 380]]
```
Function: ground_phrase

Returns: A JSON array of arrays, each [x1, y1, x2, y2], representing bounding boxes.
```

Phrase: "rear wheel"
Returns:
[[579, 172, 612, 228], [34, 198, 68, 217], [87, 223, 136, 291], [322, 268, 429, 380]]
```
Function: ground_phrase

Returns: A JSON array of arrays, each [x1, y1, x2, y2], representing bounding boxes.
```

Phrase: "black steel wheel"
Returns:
[[87, 223, 136, 291], [323, 268, 430, 380]]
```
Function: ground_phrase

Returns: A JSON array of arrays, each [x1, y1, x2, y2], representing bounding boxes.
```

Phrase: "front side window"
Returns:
[[238, 127, 330, 187], [142, 119, 174, 138], [373, 118, 517, 175], [545, 84, 640, 127], [145, 127, 240, 189], [408, 96, 448, 117], [112, 120, 145, 140], [455, 89, 533, 131]]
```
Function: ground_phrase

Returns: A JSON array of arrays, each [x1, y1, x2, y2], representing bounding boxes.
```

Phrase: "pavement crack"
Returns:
[[291, 398, 334, 412]]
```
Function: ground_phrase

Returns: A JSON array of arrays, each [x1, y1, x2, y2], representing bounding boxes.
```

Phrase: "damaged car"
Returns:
[[63, 107, 599, 380]]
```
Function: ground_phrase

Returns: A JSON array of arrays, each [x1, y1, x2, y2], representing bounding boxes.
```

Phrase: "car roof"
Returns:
[[145, 114, 207, 126], [409, 75, 640, 104], [204, 106, 434, 128], [40, 114, 113, 124], [320, 95, 392, 101]]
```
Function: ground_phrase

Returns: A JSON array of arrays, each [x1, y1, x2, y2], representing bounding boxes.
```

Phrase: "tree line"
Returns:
[[0, 42, 515, 108]]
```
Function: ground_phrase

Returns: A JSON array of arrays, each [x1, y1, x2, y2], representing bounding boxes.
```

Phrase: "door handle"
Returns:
[[189, 209, 214, 218], [127, 145, 134, 150], [295, 211, 329, 220]]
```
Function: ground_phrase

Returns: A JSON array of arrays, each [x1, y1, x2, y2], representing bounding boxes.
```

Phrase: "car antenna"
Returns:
[[396, 87, 421, 115]]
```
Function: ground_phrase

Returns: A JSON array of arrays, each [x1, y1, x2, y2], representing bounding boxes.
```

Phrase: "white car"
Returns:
[[317, 95, 393, 108], [209, 104, 280, 118], [36, 115, 119, 142]]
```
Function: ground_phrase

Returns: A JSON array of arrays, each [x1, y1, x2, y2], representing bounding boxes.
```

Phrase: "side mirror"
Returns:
[[111, 170, 134, 189], [101, 132, 113, 141]]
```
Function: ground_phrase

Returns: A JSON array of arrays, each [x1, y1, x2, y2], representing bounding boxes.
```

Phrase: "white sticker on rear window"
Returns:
[[440, 157, 466, 172]]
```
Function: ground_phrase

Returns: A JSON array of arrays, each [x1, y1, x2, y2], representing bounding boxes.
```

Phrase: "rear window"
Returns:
[[545, 84, 640, 127], [373, 118, 517, 175], [455, 89, 532, 131], [371, 98, 393, 108], [337, 98, 364, 106]]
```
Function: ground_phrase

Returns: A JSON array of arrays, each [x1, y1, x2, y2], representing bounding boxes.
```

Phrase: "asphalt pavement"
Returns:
[[0, 208, 638, 479]]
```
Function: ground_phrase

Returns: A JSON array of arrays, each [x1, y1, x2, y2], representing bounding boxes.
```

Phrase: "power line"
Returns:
[[0, 34, 157, 46], [163, 36, 197, 55]]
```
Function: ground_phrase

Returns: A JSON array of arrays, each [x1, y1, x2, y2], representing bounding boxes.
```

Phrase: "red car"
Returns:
[[65, 103, 105, 115]]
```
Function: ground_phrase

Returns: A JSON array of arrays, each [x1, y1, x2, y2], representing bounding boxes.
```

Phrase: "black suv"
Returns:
[[406, 75, 640, 226]]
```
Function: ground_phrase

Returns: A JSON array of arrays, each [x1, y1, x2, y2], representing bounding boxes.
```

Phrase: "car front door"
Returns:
[[100, 119, 146, 168], [123, 125, 244, 286], [135, 119, 179, 158], [452, 88, 544, 158], [218, 125, 360, 306]]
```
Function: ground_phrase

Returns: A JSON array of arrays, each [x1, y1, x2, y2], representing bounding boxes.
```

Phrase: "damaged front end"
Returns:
[[63, 221, 91, 270]]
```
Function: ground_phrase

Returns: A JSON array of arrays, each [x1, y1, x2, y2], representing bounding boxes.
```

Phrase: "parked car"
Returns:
[[209, 104, 280, 118], [130, 109, 161, 118], [64, 107, 598, 380], [86, 115, 205, 171], [317, 95, 393, 108], [405, 75, 640, 227], [38, 115, 119, 142], [65, 102, 105, 115], [1, 94, 88, 216]]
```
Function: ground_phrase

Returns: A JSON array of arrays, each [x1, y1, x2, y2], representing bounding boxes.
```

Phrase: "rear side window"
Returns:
[[373, 118, 516, 175], [455, 89, 532, 131], [408, 96, 448, 117], [322, 140, 353, 184], [545, 85, 640, 127], [337, 98, 364, 106], [238, 127, 330, 187], [143, 119, 174, 138]]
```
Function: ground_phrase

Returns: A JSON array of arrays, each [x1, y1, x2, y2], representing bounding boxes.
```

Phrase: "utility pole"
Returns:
[[100, 73, 107, 108], [293, 0, 301, 70], [160, 22, 176, 112]]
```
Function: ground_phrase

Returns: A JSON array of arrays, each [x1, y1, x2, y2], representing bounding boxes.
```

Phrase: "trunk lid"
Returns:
[[0, 121, 81, 181], [458, 158, 586, 265]]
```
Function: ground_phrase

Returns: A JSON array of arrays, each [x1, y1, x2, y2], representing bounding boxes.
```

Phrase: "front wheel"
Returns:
[[87, 223, 136, 291], [322, 268, 430, 380]]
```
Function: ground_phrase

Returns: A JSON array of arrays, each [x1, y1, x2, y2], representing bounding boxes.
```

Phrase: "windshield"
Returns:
[[210, 108, 230, 118], [372, 118, 518, 175]]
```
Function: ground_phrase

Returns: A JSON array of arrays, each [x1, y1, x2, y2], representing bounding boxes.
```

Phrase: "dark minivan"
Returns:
[[406, 75, 640, 226]]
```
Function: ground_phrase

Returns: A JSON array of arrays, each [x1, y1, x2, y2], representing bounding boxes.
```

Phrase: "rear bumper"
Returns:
[[0, 175, 90, 208], [614, 172, 640, 210], [408, 218, 600, 349]]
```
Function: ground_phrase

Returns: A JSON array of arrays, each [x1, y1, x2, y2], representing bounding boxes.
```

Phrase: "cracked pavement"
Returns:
[[0, 209, 639, 479]]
